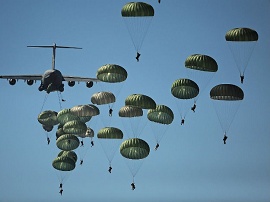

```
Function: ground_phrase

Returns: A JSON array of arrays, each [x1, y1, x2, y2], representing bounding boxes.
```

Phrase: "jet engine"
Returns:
[[86, 81, 93, 88], [68, 81, 75, 87], [9, 79, 16, 85], [27, 80, 34, 85]]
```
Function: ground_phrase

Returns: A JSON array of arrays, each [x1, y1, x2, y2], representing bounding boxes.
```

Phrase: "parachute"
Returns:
[[63, 120, 87, 135], [121, 2, 154, 54], [38, 110, 59, 143], [91, 91, 116, 127], [123, 94, 156, 137], [171, 78, 199, 122], [95, 64, 127, 123], [147, 105, 174, 148], [70, 104, 97, 123], [125, 94, 156, 109], [38, 110, 59, 126], [120, 138, 150, 184], [185, 54, 218, 103], [98, 127, 124, 170], [97, 64, 128, 83], [77, 127, 95, 164], [56, 134, 80, 151], [52, 150, 77, 185], [57, 109, 80, 125], [225, 27, 258, 82], [91, 92, 116, 105], [119, 105, 144, 138], [210, 84, 244, 140]]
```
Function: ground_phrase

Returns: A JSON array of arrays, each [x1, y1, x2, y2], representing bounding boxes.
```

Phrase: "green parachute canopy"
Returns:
[[56, 134, 80, 151], [120, 138, 150, 160], [210, 84, 244, 101], [97, 64, 127, 83], [121, 2, 154, 17], [119, 105, 143, 117], [57, 109, 80, 125], [70, 104, 100, 123], [57, 150, 78, 163], [225, 28, 258, 41], [91, 91, 116, 105], [63, 120, 87, 135], [97, 127, 124, 139], [185, 54, 218, 72], [147, 105, 174, 125], [52, 156, 76, 171], [38, 110, 59, 126], [125, 94, 156, 109], [171, 78, 199, 99]]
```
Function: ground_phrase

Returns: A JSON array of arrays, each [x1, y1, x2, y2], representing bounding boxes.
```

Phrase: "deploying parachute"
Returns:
[[210, 84, 244, 143], [38, 110, 59, 126], [38, 110, 59, 143], [171, 78, 199, 123], [225, 27, 258, 83], [121, 2, 154, 60], [147, 105, 174, 149]]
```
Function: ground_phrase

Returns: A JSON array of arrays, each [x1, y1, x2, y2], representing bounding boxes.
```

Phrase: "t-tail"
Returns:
[[27, 43, 82, 70]]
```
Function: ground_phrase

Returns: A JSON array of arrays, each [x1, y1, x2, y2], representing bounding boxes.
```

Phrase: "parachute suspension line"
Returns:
[[40, 93, 49, 113], [227, 42, 257, 76], [212, 100, 242, 136], [123, 17, 153, 52], [57, 92, 63, 110]]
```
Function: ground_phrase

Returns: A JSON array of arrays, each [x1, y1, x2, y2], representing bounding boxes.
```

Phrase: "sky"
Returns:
[[0, 0, 270, 201]]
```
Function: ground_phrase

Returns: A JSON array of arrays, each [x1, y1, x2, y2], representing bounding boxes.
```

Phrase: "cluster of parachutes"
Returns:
[[36, 2, 258, 191], [37, 104, 99, 184], [171, 27, 258, 140]]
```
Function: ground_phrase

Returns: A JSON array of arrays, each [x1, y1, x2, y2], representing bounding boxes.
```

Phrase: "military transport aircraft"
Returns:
[[0, 43, 99, 93]]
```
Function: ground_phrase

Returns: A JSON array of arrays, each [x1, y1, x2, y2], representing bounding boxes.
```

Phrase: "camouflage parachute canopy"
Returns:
[[225, 28, 258, 41], [63, 120, 87, 135], [120, 138, 150, 160], [210, 84, 244, 101], [121, 2, 154, 17], [185, 54, 218, 72], [56, 134, 80, 151], [125, 94, 156, 109], [97, 127, 124, 139], [118, 105, 143, 117], [171, 78, 199, 99], [147, 105, 174, 125], [91, 91, 116, 105], [38, 110, 59, 126], [57, 150, 78, 163], [97, 64, 127, 83], [52, 156, 76, 171], [57, 108, 80, 125]]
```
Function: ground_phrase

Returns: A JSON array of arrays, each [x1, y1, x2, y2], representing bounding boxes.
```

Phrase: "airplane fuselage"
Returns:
[[39, 69, 64, 93]]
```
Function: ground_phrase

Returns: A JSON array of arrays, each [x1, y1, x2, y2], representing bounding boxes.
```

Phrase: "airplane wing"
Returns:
[[63, 76, 100, 82], [0, 75, 43, 80]]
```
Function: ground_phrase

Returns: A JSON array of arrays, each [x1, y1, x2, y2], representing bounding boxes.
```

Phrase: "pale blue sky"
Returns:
[[0, 1, 270, 201]]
